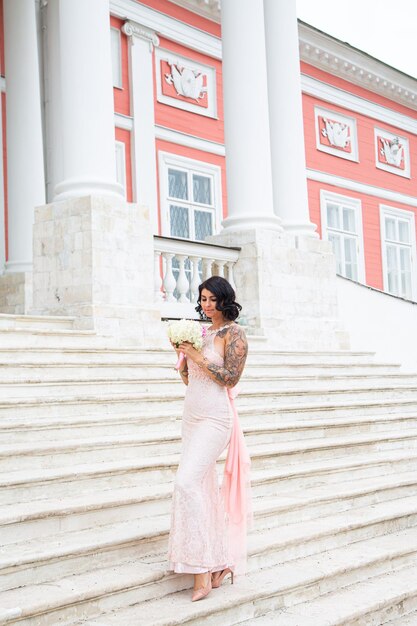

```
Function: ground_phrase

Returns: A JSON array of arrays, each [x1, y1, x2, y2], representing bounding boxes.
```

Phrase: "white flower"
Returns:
[[167, 319, 204, 351]]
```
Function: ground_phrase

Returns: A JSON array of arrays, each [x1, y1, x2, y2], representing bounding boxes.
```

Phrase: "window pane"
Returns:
[[329, 233, 342, 274], [168, 169, 188, 200], [170, 205, 189, 239], [193, 174, 212, 205], [343, 207, 356, 233], [327, 203, 340, 230], [111, 28, 122, 88], [194, 211, 213, 241], [386, 245, 399, 295], [385, 217, 397, 241], [386, 245, 398, 272], [400, 246, 411, 272], [401, 271, 412, 299], [344, 237, 358, 280], [398, 220, 410, 244]]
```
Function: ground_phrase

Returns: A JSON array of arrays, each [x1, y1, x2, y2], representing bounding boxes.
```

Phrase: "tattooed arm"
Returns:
[[203, 324, 248, 387]]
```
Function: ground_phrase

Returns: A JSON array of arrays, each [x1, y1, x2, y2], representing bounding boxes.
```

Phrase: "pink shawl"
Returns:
[[222, 384, 253, 575]]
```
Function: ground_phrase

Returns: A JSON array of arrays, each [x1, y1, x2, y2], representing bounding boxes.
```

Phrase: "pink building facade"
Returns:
[[0, 0, 416, 357]]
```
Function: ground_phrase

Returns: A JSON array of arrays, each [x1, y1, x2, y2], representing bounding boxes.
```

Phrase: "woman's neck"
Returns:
[[210, 317, 231, 330]]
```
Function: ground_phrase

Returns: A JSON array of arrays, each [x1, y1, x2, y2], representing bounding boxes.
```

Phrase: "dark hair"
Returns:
[[195, 276, 242, 321]]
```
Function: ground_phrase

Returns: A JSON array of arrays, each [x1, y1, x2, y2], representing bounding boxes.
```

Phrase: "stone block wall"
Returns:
[[211, 229, 349, 350], [32, 195, 162, 346], [0, 271, 32, 314]]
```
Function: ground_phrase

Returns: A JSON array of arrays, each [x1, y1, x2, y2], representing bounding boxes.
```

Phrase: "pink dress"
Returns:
[[168, 328, 233, 574]]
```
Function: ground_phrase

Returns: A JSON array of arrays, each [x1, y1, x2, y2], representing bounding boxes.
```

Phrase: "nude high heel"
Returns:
[[191, 572, 212, 602], [211, 568, 234, 588]]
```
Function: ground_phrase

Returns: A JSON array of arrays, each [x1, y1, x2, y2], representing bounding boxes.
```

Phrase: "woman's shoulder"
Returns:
[[218, 322, 247, 343]]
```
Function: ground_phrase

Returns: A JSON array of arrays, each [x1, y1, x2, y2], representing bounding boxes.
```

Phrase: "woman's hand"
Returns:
[[170, 340, 182, 356], [178, 341, 201, 364]]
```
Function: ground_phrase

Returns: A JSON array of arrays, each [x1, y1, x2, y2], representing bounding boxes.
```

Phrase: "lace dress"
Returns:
[[168, 326, 233, 574]]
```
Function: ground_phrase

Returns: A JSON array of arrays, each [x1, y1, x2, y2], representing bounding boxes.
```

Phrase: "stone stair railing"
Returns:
[[153, 235, 240, 319]]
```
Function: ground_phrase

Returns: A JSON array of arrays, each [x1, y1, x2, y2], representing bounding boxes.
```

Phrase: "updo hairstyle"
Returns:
[[195, 276, 242, 321]]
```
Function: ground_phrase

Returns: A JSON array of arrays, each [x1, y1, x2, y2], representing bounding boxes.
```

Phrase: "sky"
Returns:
[[296, 0, 416, 79]]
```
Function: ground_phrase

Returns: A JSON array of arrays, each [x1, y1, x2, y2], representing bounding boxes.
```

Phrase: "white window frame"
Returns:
[[158, 151, 222, 241], [111, 27, 123, 89], [320, 190, 365, 283], [380, 204, 417, 301], [115, 140, 127, 198]]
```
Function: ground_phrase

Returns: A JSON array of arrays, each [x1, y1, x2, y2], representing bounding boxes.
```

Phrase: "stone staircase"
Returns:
[[1, 315, 417, 625]]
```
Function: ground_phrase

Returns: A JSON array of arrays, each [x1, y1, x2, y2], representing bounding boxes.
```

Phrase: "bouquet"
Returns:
[[167, 319, 205, 370]]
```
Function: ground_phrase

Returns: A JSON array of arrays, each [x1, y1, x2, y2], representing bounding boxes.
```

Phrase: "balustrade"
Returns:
[[154, 236, 240, 318]]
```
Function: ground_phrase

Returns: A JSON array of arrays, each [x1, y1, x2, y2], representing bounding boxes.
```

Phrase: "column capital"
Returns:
[[122, 21, 159, 51]]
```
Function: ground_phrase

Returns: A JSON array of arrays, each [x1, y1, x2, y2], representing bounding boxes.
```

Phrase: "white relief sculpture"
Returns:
[[165, 61, 208, 102], [379, 136, 403, 168], [321, 118, 351, 149]]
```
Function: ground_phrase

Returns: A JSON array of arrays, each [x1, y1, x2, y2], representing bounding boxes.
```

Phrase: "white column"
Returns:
[[52, 0, 122, 200], [264, 0, 317, 238], [3, 0, 46, 272], [0, 80, 5, 274], [220, 0, 281, 233], [122, 22, 159, 234]]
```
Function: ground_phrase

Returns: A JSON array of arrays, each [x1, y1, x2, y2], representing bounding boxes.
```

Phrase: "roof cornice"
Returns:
[[298, 22, 417, 112], [167, 0, 220, 22], [164, 2, 417, 111]]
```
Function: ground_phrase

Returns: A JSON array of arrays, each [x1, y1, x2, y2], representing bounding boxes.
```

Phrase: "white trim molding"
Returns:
[[374, 127, 410, 179], [114, 112, 133, 131], [167, 0, 220, 23], [299, 21, 417, 112], [302, 75, 417, 136], [307, 169, 417, 210], [314, 105, 358, 162], [115, 139, 127, 198], [110, 0, 221, 59], [320, 189, 365, 283], [380, 204, 417, 301], [155, 125, 225, 156], [155, 47, 217, 118]]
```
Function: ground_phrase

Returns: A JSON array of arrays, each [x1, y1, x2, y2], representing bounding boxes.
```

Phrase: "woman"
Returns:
[[168, 276, 251, 602]]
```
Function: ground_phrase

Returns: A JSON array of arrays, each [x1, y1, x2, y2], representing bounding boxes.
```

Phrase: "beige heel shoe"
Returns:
[[191, 572, 212, 602], [212, 568, 234, 588]]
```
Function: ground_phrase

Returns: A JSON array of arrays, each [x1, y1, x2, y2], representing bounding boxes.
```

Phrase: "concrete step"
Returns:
[[2, 388, 417, 422], [1, 373, 417, 397], [2, 490, 417, 593], [2, 527, 417, 626], [0, 346, 383, 366], [4, 427, 417, 472], [4, 447, 417, 506], [2, 469, 417, 546], [384, 611, 417, 625], [3, 410, 417, 444], [68, 536, 417, 626], [0, 362, 403, 382], [0, 327, 110, 349], [239, 564, 417, 626], [0, 313, 75, 331]]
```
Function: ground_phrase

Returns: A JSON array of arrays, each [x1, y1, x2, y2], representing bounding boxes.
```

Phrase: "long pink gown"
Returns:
[[168, 328, 233, 574]]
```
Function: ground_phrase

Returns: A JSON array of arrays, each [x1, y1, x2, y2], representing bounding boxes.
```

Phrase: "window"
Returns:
[[115, 140, 126, 198], [159, 153, 222, 242], [320, 191, 365, 282], [111, 28, 122, 89], [380, 205, 416, 300]]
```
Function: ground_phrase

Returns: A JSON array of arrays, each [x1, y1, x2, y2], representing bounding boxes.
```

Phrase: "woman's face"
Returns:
[[200, 288, 218, 318]]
